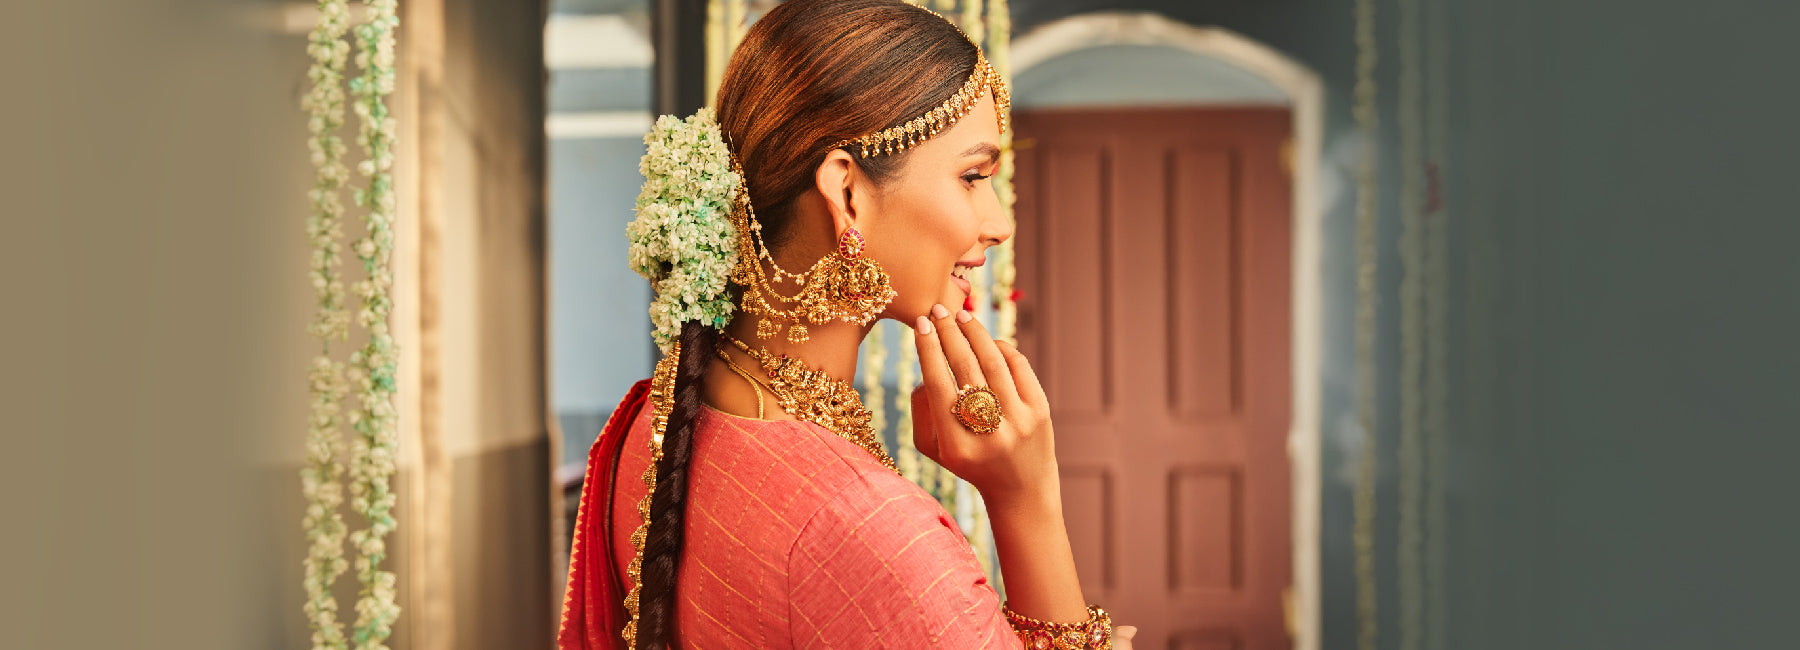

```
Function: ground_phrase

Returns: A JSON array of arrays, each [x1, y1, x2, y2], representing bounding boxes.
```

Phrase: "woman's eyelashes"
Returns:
[[960, 170, 993, 187]]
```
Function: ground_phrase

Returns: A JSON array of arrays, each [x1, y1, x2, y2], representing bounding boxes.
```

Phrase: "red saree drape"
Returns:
[[557, 379, 650, 650]]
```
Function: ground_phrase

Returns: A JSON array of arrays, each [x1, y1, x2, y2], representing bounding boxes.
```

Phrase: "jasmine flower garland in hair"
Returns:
[[627, 108, 742, 352]]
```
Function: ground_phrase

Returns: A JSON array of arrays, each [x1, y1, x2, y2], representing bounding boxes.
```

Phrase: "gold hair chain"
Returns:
[[622, 341, 682, 647]]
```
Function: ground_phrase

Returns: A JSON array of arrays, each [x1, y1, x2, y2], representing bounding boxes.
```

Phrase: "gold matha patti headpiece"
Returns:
[[829, 53, 1011, 158]]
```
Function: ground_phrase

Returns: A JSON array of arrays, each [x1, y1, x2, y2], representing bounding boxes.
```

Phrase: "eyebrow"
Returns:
[[960, 142, 1001, 165]]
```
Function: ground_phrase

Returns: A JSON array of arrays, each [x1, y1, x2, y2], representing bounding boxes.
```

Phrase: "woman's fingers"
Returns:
[[954, 308, 1018, 403], [909, 385, 938, 459], [930, 304, 983, 389], [1113, 626, 1138, 650], [913, 313, 959, 412], [995, 340, 1048, 408]]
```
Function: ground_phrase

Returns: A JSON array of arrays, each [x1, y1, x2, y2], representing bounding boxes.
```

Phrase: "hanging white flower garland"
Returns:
[[987, 0, 1019, 344], [344, 2, 403, 647], [302, 1, 401, 648], [301, 1, 354, 648]]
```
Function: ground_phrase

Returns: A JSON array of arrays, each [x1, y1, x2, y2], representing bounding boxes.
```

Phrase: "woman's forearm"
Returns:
[[983, 479, 1091, 624]]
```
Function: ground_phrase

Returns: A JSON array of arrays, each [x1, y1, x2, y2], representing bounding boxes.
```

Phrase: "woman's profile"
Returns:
[[558, 1, 1132, 647]]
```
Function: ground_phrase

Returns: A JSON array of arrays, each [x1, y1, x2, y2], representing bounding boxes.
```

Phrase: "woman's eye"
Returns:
[[961, 172, 993, 185]]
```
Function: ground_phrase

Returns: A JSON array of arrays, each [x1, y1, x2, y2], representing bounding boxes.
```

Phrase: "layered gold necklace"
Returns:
[[720, 332, 898, 474]]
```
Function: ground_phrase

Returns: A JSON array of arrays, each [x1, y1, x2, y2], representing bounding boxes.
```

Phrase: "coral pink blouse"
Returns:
[[563, 379, 1020, 648]]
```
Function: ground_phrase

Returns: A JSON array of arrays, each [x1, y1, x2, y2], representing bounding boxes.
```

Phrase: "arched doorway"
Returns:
[[1009, 13, 1324, 650]]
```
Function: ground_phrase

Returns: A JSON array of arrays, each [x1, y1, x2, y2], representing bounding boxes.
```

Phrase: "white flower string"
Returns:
[[861, 323, 888, 442], [625, 109, 741, 353], [895, 336, 924, 484], [1352, 0, 1382, 647], [987, 0, 1019, 343], [345, 1, 402, 646], [301, 2, 354, 648], [959, 0, 985, 48]]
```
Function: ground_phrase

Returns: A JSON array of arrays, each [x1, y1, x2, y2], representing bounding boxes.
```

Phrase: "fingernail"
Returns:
[[930, 304, 949, 319], [915, 316, 933, 335], [956, 309, 972, 324]]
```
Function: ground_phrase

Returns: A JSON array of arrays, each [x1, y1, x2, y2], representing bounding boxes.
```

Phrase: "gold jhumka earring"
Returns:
[[730, 198, 896, 345]]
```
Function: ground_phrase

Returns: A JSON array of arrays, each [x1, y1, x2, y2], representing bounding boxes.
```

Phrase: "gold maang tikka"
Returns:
[[729, 53, 1010, 344]]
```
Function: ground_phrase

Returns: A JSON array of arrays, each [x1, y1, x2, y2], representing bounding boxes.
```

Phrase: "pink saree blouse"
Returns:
[[558, 381, 1020, 649]]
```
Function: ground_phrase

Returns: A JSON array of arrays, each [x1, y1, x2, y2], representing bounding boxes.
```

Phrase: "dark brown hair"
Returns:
[[633, 1, 980, 648]]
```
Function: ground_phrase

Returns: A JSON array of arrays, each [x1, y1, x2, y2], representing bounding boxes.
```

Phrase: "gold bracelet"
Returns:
[[1001, 603, 1113, 650]]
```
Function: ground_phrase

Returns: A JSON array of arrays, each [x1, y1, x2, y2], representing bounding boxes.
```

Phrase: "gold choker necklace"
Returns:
[[720, 333, 898, 473]]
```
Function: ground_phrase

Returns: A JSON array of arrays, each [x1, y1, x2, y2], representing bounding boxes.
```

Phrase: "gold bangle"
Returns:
[[1001, 603, 1113, 650]]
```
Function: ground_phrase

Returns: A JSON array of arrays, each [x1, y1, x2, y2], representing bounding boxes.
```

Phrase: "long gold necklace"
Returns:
[[714, 345, 768, 419], [720, 332, 898, 473]]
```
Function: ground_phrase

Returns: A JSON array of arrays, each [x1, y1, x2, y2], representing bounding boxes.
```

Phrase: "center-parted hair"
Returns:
[[632, 1, 982, 648]]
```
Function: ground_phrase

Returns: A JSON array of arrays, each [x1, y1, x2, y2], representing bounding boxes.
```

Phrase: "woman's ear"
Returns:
[[814, 149, 861, 237]]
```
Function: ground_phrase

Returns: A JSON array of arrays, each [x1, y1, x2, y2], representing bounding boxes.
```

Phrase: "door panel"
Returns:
[[1013, 107, 1292, 650]]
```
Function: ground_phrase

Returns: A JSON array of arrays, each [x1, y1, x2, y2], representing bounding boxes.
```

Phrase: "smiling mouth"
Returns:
[[950, 263, 979, 295]]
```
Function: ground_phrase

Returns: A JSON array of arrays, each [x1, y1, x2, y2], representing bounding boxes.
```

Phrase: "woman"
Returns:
[[559, 1, 1133, 647]]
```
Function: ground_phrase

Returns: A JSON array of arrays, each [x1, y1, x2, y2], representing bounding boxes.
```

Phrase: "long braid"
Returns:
[[636, 321, 717, 649]]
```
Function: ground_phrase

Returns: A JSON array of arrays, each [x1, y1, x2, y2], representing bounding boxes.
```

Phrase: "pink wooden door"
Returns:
[[1012, 107, 1293, 650]]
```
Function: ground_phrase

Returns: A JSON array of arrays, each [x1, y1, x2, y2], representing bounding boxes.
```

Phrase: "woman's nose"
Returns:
[[981, 185, 1014, 246]]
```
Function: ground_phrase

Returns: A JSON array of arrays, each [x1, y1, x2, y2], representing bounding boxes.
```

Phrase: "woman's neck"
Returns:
[[702, 315, 874, 421]]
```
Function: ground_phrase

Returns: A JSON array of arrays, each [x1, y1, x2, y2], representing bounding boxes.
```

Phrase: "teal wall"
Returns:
[[1014, 1, 1800, 648]]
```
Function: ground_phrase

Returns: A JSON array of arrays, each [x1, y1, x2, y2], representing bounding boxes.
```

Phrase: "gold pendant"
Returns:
[[786, 323, 809, 344]]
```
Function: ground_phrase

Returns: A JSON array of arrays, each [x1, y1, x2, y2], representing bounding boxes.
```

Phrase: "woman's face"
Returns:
[[858, 93, 1012, 322]]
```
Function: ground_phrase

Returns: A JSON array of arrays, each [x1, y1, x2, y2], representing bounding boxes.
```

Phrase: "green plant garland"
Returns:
[[301, 1, 354, 648], [344, 1, 402, 647]]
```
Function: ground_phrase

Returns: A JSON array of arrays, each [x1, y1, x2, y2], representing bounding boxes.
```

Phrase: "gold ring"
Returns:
[[951, 384, 1004, 434]]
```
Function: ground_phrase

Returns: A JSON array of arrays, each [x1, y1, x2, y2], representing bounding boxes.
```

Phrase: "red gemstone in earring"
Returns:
[[838, 228, 865, 258]]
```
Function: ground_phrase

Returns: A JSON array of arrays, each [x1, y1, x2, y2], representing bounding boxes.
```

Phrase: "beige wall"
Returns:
[[5, 1, 555, 648], [397, 0, 554, 648]]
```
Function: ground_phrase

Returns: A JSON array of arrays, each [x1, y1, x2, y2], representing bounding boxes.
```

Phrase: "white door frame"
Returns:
[[1011, 13, 1325, 650]]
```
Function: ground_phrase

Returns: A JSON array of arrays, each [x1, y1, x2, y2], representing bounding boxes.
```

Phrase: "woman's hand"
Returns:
[[1113, 626, 1138, 650], [910, 303, 1057, 505]]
